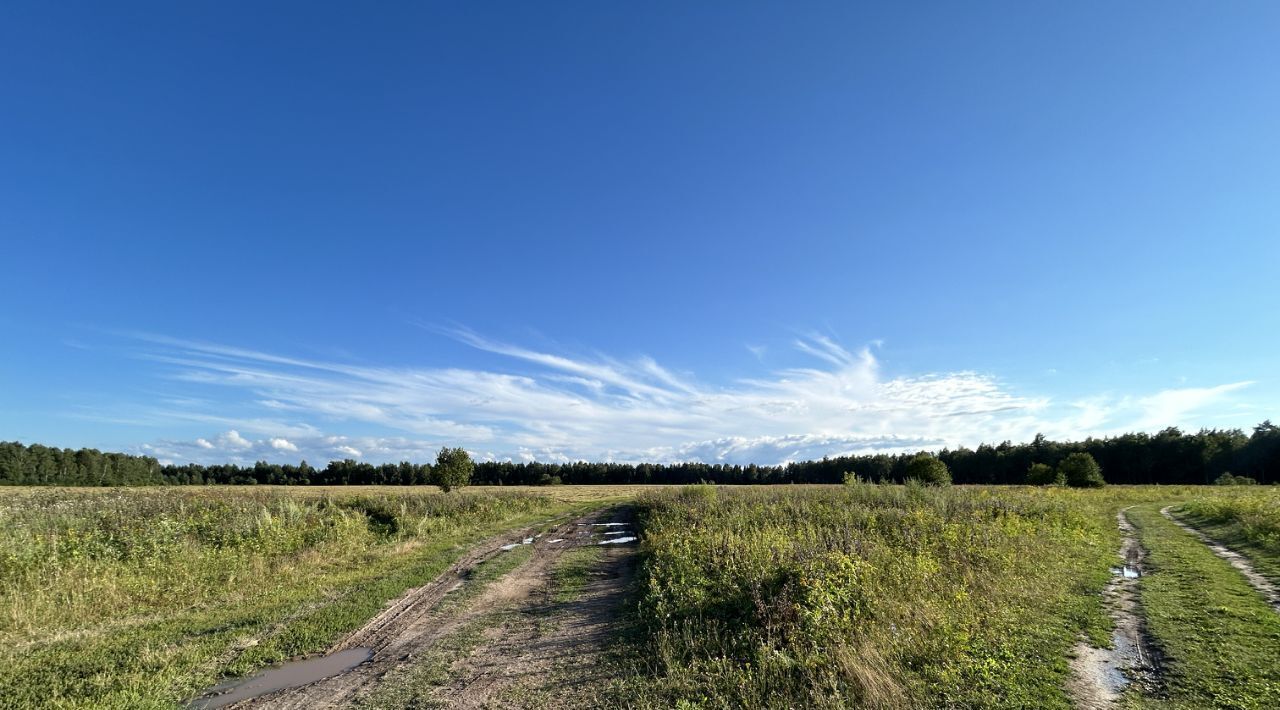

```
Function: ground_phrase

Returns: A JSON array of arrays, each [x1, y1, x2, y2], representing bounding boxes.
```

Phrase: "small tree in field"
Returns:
[[905, 453, 950, 486], [1026, 462, 1063, 486], [1058, 452, 1104, 488], [433, 447, 474, 493]]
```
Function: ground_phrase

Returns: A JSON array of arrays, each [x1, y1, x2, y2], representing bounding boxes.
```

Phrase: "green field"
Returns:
[[4, 484, 1279, 708]]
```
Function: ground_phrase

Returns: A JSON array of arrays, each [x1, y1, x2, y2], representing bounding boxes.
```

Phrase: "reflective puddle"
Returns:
[[191, 647, 372, 708], [599, 535, 638, 545], [1110, 566, 1141, 578]]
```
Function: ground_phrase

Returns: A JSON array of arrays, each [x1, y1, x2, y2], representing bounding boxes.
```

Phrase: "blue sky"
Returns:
[[2, 2, 1277, 465]]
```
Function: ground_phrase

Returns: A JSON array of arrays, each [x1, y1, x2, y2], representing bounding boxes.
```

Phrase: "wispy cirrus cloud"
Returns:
[[99, 329, 1255, 466]]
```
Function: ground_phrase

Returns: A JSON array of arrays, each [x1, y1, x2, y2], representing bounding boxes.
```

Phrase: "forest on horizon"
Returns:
[[3, 421, 1280, 488]]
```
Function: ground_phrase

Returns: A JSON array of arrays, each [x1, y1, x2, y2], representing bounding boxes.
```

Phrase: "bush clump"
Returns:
[[1026, 462, 1063, 486], [1058, 453, 1105, 488], [904, 453, 951, 486]]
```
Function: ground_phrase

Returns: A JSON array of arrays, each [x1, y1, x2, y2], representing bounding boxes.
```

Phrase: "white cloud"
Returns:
[[1134, 381, 1255, 431], [118, 331, 1258, 466], [269, 437, 298, 452], [223, 430, 252, 449]]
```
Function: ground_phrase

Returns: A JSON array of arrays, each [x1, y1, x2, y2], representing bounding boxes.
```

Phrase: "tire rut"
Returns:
[[1160, 505, 1280, 612], [434, 516, 637, 708], [1066, 506, 1161, 709], [197, 511, 613, 709]]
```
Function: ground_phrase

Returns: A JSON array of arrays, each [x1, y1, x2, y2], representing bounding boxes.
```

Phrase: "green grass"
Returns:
[[551, 544, 606, 604], [1126, 504, 1280, 709], [612, 484, 1127, 709], [0, 488, 603, 708]]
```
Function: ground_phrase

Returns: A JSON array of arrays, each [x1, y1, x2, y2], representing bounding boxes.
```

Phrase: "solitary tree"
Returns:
[[905, 453, 950, 486], [1058, 452, 1105, 488], [1026, 462, 1063, 486], [433, 447, 474, 493]]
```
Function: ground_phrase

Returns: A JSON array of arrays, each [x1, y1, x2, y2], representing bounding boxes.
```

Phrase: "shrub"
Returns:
[[1026, 462, 1063, 486], [904, 453, 950, 486], [1058, 453, 1105, 488], [1214, 473, 1258, 486]]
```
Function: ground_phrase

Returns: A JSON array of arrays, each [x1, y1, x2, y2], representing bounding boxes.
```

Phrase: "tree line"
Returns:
[[2, 422, 1279, 487]]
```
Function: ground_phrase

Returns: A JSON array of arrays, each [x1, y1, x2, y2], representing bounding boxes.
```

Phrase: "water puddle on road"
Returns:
[[1111, 566, 1141, 578], [599, 536, 638, 545], [191, 647, 372, 708]]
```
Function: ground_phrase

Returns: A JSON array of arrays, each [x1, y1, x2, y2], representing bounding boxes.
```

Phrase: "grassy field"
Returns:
[[610, 484, 1124, 708], [5, 483, 1280, 709], [0, 486, 634, 708], [605, 484, 1280, 709]]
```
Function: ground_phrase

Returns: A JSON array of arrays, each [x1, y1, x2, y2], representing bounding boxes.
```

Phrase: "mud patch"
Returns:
[[1161, 506, 1280, 611], [1066, 507, 1160, 709], [192, 648, 372, 708], [230, 512, 616, 708]]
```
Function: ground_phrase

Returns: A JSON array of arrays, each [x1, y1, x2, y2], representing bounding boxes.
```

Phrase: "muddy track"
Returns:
[[1066, 507, 1161, 709], [436, 517, 637, 708], [210, 510, 617, 709], [1160, 506, 1280, 612]]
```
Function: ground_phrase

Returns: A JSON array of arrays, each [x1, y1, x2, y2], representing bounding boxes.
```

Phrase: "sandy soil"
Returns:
[[1066, 507, 1161, 709], [1161, 506, 1280, 611]]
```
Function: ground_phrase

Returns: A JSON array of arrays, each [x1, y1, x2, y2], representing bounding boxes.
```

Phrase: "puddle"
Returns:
[[548, 538, 565, 544], [602, 530, 631, 536], [1110, 566, 1141, 578], [500, 538, 535, 551], [191, 648, 372, 708], [598, 536, 637, 545], [592, 522, 627, 527]]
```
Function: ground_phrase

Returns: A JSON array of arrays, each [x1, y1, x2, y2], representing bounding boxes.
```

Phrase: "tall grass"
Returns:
[[624, 484, 1120, 709], [0, 487, 563, 708], [1178, 489, 1280, 558]]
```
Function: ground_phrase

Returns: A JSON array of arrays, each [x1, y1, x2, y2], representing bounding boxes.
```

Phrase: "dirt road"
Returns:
[[206, 509, 636, 709], [1066, 507, 1161, 709]]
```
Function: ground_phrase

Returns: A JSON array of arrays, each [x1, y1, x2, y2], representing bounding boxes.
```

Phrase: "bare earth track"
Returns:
[[210, 509, 634, 709], [434, 536, 636, 708], [1066, 507, 1161, 709], [1160, 505, 1280, 612]]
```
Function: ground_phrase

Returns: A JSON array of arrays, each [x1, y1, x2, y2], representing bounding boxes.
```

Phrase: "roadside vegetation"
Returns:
[[616, 484, 1122, 709], [0, 487, 605, 708]]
